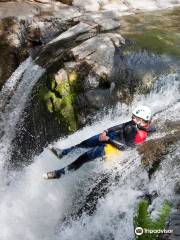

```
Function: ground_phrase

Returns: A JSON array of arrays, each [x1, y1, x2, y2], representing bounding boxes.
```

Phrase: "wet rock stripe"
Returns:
[[169, 205, 180, 240]]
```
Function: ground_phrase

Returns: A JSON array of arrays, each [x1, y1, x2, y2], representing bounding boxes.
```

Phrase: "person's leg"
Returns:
[[44, 145, 105, 179], [50, 134, 101, 158], [77, 134, 101, 148], [49, 131, 116, 159], [67, 144, 105, 171]]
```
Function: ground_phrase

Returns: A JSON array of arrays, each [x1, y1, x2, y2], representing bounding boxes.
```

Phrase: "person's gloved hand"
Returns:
[[108, 139, 126, 151], [99, 131, 109, 142]]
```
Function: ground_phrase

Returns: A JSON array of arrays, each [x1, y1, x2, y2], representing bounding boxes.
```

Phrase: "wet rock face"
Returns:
[[72, 33, 125, 78], [0, 1, 129, 162], [138, 121, 180, 177], [0, 0, 81, 89], [46, 68, 77, 132], [0, 14, 64, 87], [0, 0, 73, 5], [34, 18, 138, 126], [2, 0, 178, 164], [0, 16, 68, 90], [0, 17, 27, 90], [68, 32, 137, 122], [33, 13, 161, 127], [73, 0, 180, 12], [174, 182, 180, 195], [137, 121, 180, 240], [139, 132, 180, 165], [58, 0, 73, 5], [34, 0, 73, 4]]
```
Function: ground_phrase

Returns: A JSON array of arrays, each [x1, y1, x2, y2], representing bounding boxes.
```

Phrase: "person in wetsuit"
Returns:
[[43, 105, 155, 180]]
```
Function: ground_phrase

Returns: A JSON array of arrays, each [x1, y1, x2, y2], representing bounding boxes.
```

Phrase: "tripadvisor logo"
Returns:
[[135, 227, 143, 236], [135, 227, 173, 236]]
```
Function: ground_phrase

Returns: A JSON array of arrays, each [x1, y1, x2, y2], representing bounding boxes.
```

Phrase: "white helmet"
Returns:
[[132, 105, 152, 121]]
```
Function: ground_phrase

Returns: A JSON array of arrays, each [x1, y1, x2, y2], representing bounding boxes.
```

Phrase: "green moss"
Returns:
[[134, 200, 171, 240], [42, 73, 78, 132], [35, 68, 82, 133], [68, 71, 83, 94], [69, 71, 78, 83], [51, 80, 56, 91], [46, 99, 53, 113], [44, 90, 55, 102], [60, 94, 77, 132], [56, 81, 70, 97]]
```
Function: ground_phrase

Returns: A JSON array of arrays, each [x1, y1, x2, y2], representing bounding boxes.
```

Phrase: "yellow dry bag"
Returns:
[[104, 144, 123, 161]]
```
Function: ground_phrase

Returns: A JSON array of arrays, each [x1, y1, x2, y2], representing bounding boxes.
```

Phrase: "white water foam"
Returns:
[[0, 117, 145, 240], [0, 57, 33, 110], [0, 58, 45, 172], [0, 68, 179, 239]]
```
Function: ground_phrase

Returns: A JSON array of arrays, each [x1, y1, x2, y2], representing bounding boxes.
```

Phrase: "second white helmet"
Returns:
[[132, 105, 152, 121]]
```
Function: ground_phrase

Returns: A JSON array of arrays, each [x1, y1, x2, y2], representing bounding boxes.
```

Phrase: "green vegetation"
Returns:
[[37, 71, 78, 133], [134, 200, 171, 240]]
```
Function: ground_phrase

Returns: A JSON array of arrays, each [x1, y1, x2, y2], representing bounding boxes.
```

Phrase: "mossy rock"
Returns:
[[69, 70, 78, 83], [60, 97, 77, 132], [55, 80, 70, 97], [138, 130, 180, 177], [38, 72, 77, 132]]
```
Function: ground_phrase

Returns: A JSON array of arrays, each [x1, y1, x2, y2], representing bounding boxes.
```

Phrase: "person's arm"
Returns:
[[99, 123, 124, 142], [99, 121, 131, 142], [104, 121, 130, 133], [108, 139, 126, 151]]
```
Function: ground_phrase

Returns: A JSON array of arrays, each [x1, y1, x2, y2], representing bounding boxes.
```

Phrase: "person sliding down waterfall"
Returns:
[[43, 105, 155, 180]]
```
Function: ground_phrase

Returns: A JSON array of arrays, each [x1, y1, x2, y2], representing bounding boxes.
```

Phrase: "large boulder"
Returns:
[[0, 1, 81, 19], [36, 26, 139, 125], [70, 33, 131, 118], [138, 121, 180, 177], [174, 182, 180, 195], [72, 33, 125, 82], [58, 0, 73, 5], [73, 0, 100, 11], [0, 17, 28, 90], [34, 0, 73, 4], [79, 11, 121, 31], [0, 1, 81, 90], [73, 0, 180, 13], [35, 22, 98, 69], [34, 67, 79, 134]]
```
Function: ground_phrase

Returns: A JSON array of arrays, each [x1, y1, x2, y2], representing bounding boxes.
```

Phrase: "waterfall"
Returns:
[[0, 6, 180, 239], [0, 57, 45, 171], [0, 68, 179, 240]]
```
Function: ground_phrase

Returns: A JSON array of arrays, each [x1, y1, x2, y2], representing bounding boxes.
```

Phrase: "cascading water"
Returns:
[[0, 7, 180, 240], [0, 67, 179, 240], [0, 57, 45, 174]]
